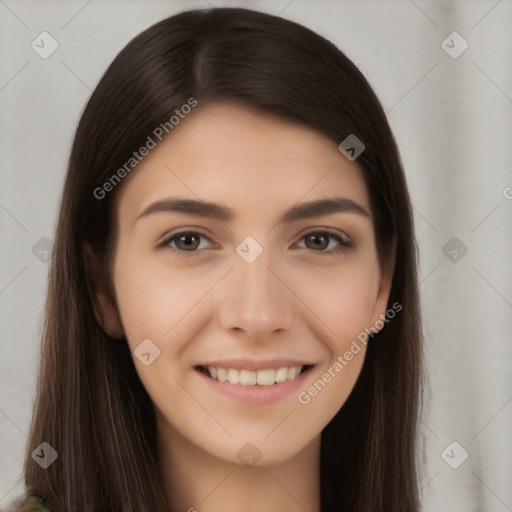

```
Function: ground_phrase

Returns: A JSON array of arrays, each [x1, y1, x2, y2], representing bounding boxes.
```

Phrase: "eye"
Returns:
[[158, 228, 354, 257], [158, 230, 213, 256], [294, 230, 354, 254]]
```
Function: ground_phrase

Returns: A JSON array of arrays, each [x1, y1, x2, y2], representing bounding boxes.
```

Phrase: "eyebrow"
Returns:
[[135, 196, 371, 225]]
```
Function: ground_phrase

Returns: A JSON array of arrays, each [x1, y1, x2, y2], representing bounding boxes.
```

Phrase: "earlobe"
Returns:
[[83, 243, 125, 340]]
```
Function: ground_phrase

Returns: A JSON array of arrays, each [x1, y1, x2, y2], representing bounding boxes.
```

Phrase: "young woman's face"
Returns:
[[103, 102, 392, 467]]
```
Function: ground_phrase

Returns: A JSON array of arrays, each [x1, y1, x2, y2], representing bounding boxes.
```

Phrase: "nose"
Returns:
[[217, 246, 294, 341]]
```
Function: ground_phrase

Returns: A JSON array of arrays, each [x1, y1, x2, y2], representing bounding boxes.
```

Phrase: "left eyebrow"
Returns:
[[135, 196, 371, 225], [279, 197, 371, 223]]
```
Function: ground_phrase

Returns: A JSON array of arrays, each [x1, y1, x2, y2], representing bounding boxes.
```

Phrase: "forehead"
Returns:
[[114, 102, 371, 224]]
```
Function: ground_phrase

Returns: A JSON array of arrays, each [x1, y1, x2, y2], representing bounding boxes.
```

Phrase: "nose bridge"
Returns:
[[218, 242, 293, 338]]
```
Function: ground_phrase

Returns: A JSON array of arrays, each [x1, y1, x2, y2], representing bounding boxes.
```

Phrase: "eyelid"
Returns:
[[295, 226, 352, 245], [157, 226, 354, 255], [156, 227, 213, 246], [292, 228, 354, 254]]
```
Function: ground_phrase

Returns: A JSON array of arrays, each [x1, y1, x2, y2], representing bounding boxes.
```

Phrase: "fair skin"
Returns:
[[90, 102, 394, 512]]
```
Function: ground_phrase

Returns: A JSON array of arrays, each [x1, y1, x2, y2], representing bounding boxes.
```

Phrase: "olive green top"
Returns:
[[3, 493, 49, 511]]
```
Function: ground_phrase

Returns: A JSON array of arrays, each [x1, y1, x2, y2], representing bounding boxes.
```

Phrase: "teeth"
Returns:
[[202, 365, 304, 386], [216, 367, 227, 383], [287, 366, 299, 380], [257, 369, 275, 386], [227, 368, 239, 384], [239, 369, 257, 386], [275, 367, 288, 383]]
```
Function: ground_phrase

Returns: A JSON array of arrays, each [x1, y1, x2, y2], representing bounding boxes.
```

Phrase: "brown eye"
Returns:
[[174, 233, 201, 251], [158, 230, 212, 257], [297, 230, 353, 254], [304, 233, 330, 250]]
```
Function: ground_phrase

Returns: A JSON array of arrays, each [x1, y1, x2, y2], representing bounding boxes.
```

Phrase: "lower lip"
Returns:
[[196, 367, 314, 404]]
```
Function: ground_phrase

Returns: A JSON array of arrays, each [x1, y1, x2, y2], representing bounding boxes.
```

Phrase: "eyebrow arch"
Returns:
[[135, 196, 371, 225]]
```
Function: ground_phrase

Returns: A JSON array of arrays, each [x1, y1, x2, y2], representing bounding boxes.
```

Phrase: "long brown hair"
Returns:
[[23, 7, 423, 511]]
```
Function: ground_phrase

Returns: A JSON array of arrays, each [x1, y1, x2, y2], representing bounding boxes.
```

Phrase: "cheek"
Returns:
[[291, 258, 381, 353], [293, 266, 377, 421], [112, 251, 214, 343]]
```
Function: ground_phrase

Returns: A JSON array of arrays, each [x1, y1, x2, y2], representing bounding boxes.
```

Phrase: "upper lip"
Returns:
[[197, 359, 313, 371]]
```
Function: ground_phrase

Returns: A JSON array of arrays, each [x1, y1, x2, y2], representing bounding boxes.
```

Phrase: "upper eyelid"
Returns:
[[160, 227, 351, 249], [157, 227, 212, 245]]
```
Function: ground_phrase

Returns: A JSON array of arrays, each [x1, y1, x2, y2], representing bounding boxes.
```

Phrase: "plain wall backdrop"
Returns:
[[1, 0, 511, 510]]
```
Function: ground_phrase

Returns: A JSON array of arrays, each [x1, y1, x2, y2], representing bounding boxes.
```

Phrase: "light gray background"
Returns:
[[1, 0, 511, 510]]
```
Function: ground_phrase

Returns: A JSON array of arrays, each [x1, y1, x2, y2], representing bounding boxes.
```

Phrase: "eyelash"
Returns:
[[157, 229, 354, 258]]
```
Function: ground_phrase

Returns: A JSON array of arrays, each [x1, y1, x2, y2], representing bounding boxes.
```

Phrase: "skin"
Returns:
[[89, 102, 394, 512]]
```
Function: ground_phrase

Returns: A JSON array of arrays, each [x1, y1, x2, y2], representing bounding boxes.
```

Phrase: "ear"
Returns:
[[83, 243, 125, 340], [369, 237, 397, 331]]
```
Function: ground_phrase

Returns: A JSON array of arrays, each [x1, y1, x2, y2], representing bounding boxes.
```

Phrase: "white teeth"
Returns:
[[239, 369, 257, 386], [227, 368, 239, 384], [202, 365, 304, 386], [256, 369, 275, 386], [275, 367, 288, 383], [216, 367, 227, 383], [287, 366, 299, 380]]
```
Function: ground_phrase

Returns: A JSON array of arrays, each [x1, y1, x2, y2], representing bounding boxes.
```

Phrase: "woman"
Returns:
[[7, 6, 423, 511]]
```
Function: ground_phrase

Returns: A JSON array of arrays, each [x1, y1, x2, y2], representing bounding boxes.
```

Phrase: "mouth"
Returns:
[[196, 364, 314, 387]]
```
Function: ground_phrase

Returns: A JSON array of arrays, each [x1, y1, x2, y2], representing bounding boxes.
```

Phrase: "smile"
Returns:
[[197, 365, 312, 386]]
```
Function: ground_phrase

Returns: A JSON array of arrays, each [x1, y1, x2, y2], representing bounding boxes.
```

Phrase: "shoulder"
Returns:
[[2, 492, 49, 511]]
